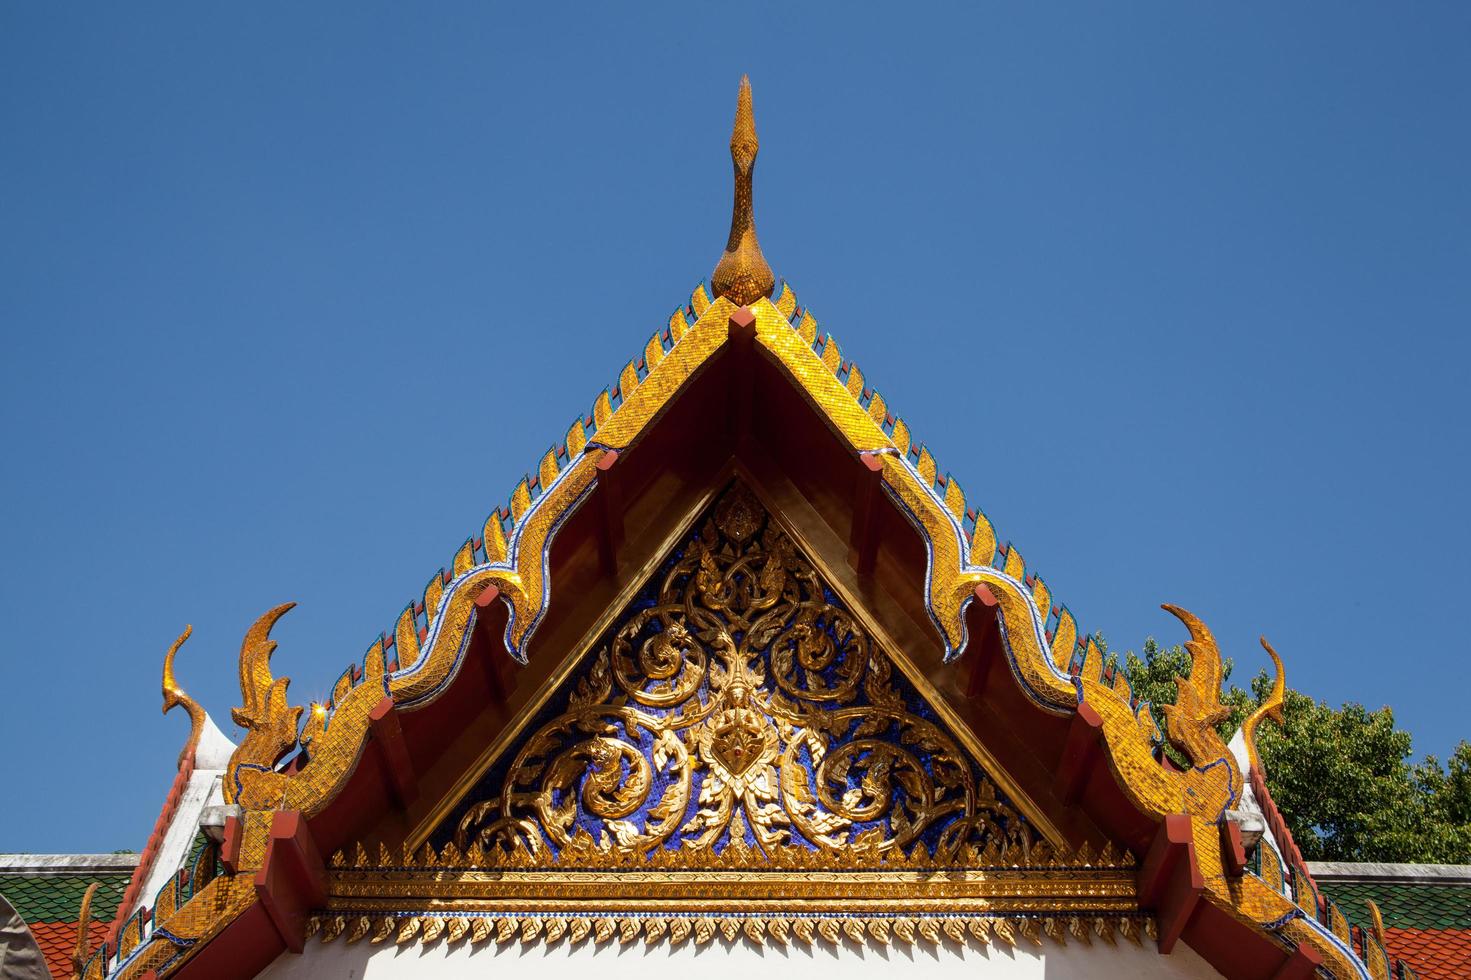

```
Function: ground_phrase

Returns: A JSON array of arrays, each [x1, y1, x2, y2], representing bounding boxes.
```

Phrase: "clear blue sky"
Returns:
[[2, 4, 1467, 851]]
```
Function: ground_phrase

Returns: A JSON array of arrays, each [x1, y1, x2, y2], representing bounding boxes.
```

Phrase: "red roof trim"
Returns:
[[107, 752, 195, 948]]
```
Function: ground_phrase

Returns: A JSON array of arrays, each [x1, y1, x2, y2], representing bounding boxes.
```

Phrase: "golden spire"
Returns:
[[1240, 636, 1287, 773], [161, 624, 206, 769], [70, 881, 98, 978], [711, 75, 775, 306]]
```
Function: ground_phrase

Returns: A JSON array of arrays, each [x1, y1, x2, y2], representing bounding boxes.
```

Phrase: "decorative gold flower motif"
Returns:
[[453, 483, 1038, 865]]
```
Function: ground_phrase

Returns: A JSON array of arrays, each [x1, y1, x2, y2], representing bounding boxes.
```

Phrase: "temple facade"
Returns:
[[2, 79, 1462, 980]]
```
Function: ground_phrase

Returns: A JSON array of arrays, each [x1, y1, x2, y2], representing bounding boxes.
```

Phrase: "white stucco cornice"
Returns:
[[0, 854, 141, 874], [1308, 861, 1471, 885]]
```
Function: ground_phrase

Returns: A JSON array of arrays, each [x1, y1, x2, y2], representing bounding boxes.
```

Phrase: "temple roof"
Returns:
[[0, 854, 136, 979], [72, 79, 1438, 980], [1313, 863, 1471, 980]]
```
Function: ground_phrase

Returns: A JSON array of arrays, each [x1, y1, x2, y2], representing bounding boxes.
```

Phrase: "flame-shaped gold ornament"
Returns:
[[710, 76, 775, 306]]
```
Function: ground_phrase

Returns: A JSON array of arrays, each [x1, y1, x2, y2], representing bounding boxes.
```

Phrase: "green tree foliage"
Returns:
[[1112, 635, 1471, 863]]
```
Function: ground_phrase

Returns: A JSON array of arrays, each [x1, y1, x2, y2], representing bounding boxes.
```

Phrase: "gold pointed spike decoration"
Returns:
[[710, 76, 775, 306]]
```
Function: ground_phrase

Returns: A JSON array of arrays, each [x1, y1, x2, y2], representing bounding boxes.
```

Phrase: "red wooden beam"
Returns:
[[847, 452, 885, 574], [1054, 701, 1105, 805], [473, 583, 501, 613], [368, 696, 416, 807], [1220, 820, 1248, 878], [593, 449, 622, 574], [726, 308, 756, 445], [253, 811, 326, 954], [1138, 813, 1204, 954], [727, 306, 757, 341], [1269, 942, 1324, 980], [220, 813, 243, 875], [471, 584, 504, 665], [175, 895, 283, 979], [960, 588, 1002, 699]]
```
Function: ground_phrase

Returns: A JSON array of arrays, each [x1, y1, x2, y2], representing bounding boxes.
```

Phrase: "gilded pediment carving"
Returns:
[[314, 485, 1144, 951], [428, 482, 1041, 868]]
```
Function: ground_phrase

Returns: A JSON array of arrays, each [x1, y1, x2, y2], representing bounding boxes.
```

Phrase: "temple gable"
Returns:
[[429, 481, 1041, 867], [68, 78, 1412, 980], [314, 482, 1151, 952]]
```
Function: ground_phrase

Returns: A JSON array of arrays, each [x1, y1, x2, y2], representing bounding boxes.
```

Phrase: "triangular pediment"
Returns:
[[313, 481, 1150, 949], [104, 68, 1394, 976], [425, 481, 1043, 867]]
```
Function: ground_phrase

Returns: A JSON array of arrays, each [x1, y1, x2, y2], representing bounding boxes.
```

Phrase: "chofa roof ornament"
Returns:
[[161, 626, 205, 770], [710, 75, 775, 306]]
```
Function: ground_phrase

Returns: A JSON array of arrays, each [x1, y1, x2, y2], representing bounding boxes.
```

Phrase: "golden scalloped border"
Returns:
[[305, 910, 1156, 952], [328, 834, 1138, 872]]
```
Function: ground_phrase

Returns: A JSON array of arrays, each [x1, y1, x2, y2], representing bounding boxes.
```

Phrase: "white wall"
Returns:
[[260, 929, 1224, 980]]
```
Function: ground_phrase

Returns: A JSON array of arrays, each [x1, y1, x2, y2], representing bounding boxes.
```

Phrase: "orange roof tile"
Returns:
[[1384, 926, 1471, 980], [29, 919, 108, 980]]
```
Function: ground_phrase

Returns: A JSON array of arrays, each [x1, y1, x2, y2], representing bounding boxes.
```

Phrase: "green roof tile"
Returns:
[[1318, 880, 1471, 931], [0, 872, 132, 924]]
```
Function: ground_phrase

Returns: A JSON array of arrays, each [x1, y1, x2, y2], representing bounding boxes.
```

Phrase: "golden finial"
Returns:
[[1366, 898, 1388, 949], [711, 75, 775, 306], [161, 625, 206, 770], [70, 881, 98, 978], [1241, 636, 1287, 774]]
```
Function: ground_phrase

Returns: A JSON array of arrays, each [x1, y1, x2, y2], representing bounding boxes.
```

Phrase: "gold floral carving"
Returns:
[[304, 906, 1153, 947], [319, 797, 1142, 951], [304, 909, 1156, 954], [450, 484, 1040, 866]]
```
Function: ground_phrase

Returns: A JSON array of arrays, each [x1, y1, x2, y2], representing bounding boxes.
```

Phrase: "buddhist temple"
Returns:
[[3, 78, 1466, 980]]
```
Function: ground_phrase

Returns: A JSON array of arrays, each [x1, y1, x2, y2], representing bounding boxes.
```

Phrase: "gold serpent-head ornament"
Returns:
[[223, 602, 304, 804]]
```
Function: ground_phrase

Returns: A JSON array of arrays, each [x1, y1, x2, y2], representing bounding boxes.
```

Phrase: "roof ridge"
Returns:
[[0, 855, 141, 873], [1311, 861, 1471, 885], [297, 285, 711, 725]]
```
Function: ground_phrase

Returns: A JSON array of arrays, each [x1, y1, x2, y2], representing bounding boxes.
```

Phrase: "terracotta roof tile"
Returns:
[[28, 919, 109, 980], [1383, 926, 1471, 980], [1, 870, 132, 979], [1317, 879, 1470, 979], [107, 759, 193, 947]]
